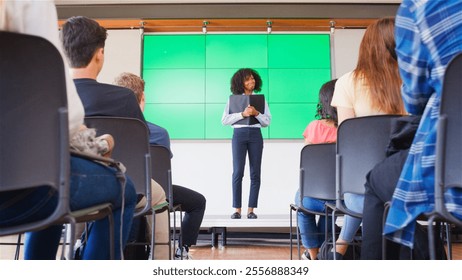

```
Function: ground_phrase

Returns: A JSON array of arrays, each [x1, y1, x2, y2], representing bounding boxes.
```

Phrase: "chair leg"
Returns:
[[167, 210, 172, 260], [108, 211, 115, 260], [172, 210, 177, 257], [428, 215, 437, 260], [150, 213, 156, 260], [289, 206, 295, 260], [179, 210, 183, 259], [445, 223, 452, 260], [294, 209, 302, 259], [66, 219, 77, 260], [382, 202, 390, 260], [14, 234, 22, 260], [332, 209, 337, 260]]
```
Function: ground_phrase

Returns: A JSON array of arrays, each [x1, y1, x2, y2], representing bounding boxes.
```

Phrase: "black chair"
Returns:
[[325, 115, 399, 259], [84, 116, 155, 258], [0, 31, 117, 260], [289, 143, 336, 260], [426, 52, 462, 260], [149, 145, 183, 260]]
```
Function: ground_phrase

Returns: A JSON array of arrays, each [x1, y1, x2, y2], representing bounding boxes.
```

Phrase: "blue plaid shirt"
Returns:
[[384, 0, 462, 248]]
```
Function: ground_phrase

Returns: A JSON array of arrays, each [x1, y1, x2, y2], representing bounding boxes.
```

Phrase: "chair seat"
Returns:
[[69, 203, 113, 223]]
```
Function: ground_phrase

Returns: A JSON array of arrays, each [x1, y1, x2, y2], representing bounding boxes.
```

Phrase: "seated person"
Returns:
[[295, 79, 338, 260], [60, 16, 168, 211], [0, 0, 137, 260], [328, 17, 406, 260], [114, 72, 206, 260], [362, 0, 462, 260]]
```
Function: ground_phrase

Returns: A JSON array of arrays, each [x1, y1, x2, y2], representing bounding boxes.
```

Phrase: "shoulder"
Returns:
[[307, 120, 321, 129], [147, 121, 167, 133], [304, 120, 321, 134], [337, 71, 354, 85], [105, 83, 135, 96], [74, 79, 130, 94]]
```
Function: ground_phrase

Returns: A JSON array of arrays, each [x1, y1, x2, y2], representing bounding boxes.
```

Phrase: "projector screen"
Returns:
[[142, 33, 332, 139]]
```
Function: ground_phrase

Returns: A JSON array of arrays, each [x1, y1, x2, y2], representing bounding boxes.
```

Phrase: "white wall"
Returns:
[[98, 29, 142, 83], [100, 28, 365, 217], [333, 28, 365, 78]]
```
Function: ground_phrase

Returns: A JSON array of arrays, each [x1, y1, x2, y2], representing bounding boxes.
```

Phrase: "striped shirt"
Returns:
[[384, 0, 462, 248]]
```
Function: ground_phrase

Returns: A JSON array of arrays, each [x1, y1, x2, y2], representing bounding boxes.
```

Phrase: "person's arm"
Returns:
[[96, 134, 115, 158], [302, 121, 315, 145], [336, 107, 356, 126], [125, 91, 147, 122], [395, 3, 433, 115], [1, 0, 85, 138], [148, 122, 173, 158], [221, 99, 245, 125], [254, 101, 271, 127]]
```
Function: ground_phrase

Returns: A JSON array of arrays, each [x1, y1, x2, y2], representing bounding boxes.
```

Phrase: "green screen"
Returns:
[[142, 33, 331, 139]]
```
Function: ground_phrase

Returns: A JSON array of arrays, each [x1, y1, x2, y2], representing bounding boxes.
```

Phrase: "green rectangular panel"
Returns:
[[268, 103, 317, 139], [205, 103, 233, 139], [268, 69, 331, 103], [268, 34, 331, 69], [144, 104, 205, 139], [261, 126, 269, 139], [205, 69, 237, 103], [143, 69, 205, 104], [143, 35, 205, 69], [142, 33, 332, 140], [206, 34, 268, 68]]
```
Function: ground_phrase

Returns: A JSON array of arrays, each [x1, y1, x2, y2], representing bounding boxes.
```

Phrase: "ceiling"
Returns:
[[55, 0, 400, 32]]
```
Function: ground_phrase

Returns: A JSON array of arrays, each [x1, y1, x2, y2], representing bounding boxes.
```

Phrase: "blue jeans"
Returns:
[[338, 193, 364, 242], [295, 190, 335, 248], [231, 127, 263, 208], [0, 156, 137, 259]]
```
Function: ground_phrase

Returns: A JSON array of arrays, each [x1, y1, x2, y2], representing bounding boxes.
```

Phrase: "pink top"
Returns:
[[302, 120, 337, 144]]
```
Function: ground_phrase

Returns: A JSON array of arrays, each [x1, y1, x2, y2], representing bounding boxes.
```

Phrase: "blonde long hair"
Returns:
[[353, 17, 406, 115]]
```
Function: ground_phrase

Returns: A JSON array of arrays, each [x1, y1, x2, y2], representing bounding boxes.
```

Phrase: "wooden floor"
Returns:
[[190, 238, 292, 260], [2, 234, 462, 260], [189, 239, 462, 260]]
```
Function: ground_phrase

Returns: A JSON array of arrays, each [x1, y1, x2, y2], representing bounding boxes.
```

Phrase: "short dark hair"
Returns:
[[315, 79, 338, 127], [60, 16, 107, 68], [230, 68, 262, 95]]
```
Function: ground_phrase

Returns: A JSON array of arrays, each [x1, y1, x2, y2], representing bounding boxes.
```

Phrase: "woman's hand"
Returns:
[[242, 105, 259, 117], [97, 134, 115, 158]]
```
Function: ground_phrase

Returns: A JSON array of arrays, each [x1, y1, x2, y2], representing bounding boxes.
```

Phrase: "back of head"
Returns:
[[354, 17, 405, 115], [113, 72, 145, 103], [60, 16, 107, 68], [316, 79, 338, 126]]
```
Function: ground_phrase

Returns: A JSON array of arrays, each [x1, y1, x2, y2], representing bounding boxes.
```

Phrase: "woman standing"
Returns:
[[222, 68, 271, 219]]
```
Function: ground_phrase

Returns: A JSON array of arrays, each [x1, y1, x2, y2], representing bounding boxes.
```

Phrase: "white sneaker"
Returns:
[[301, 250, 310, 260], [174, 246, 192, 260]]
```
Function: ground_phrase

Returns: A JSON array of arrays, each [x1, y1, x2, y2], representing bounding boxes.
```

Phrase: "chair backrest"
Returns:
[[299, 143, 336, 201], [435, 52, 462, 219], [336, 115, 399, 200], [0, 31, 70, 234], [84, 117, 152, 216], [149, 145, 174, 207]]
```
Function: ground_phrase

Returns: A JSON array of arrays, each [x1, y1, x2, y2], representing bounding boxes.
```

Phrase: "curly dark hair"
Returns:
[[230, 68, 262, 95], [315, 79, 338, 127]]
